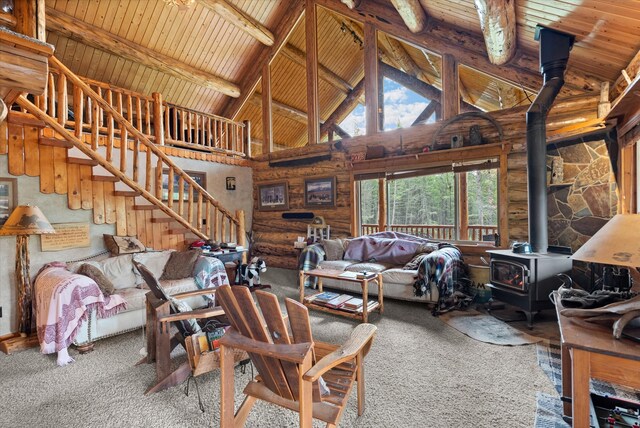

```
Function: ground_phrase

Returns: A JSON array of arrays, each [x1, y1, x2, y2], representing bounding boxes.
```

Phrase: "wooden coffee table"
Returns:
[[298, 268, 383, 323]]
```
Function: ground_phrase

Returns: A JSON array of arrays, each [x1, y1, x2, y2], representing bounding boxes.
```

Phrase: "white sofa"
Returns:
[[65, 251, 227, 347]]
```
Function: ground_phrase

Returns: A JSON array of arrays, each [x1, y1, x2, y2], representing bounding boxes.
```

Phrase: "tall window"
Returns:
[[357, 164, 498, 242]]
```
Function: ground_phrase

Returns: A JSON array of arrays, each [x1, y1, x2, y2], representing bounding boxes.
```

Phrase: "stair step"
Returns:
[[113, 190, 142, 197], [68, 157, 99, 166], [92, 175, 119, 182], [133, 205, 160, 211], [39, 136, 73, 148], [151, 217, 173, 223]]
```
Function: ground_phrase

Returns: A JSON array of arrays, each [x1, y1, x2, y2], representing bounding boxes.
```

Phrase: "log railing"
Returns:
[[18, 56, 244, 244], [24, 66, 249, 158], [163, 102, 247, 156], [361, 224, 498, 241]]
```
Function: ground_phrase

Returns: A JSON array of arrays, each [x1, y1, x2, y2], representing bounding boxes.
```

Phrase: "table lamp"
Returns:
[[0, 205, 55, 335], [571, 214, 640, 295]]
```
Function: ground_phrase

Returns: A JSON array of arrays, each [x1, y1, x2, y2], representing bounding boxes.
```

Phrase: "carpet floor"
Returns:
[[0, 268, 558, 427]]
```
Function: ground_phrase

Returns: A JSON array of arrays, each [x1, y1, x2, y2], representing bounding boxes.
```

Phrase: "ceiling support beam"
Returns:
[[281, 43, 352, 93], [224, 2, 305, 119], [250, 93, 307, 124], [364, 23, 380, 135], [411, 100, 440, 125], [315, 0, 599, 95], [442, 54, 459, 120], [261, 65, 273, 154], [390, 0, 427, 33], [200, 0, 274, 46], [379, 33, 434, 83], [320, 78, 365, 139], [46, 8, 240, 98], [473, 0, 517, 65], [306, 0, 320, 145], [610, 49, 640, 101]]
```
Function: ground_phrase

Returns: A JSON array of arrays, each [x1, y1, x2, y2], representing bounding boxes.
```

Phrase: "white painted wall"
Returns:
[[0, 154, 252, 336]]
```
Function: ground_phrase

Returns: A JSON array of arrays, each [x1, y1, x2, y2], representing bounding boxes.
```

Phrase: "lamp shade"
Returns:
[[571, 214, 640, 267], [0, 205, 55, 236]]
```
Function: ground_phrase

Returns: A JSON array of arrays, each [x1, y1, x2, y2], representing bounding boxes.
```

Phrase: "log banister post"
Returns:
[[236, 209, 246, 264], [153, 92, 165, 145]]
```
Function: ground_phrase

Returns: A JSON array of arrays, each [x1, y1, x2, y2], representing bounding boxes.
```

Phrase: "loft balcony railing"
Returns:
[[16, 67, 250, 159], [361, 224, 498, 242]]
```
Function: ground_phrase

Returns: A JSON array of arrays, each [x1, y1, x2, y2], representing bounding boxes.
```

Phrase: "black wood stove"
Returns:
[[486, 249, 572, 327]]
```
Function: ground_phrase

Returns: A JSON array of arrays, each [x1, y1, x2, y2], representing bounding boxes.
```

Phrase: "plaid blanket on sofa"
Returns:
[[298, 244, 325, 288], [413, 244, 469, 314]]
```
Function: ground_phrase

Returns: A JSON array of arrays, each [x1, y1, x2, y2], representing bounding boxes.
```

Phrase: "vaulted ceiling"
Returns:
[[44, 0, 640, 151]]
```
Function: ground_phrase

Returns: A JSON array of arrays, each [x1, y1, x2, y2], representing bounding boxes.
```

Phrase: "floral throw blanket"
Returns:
[[35, 265, 127, 364]]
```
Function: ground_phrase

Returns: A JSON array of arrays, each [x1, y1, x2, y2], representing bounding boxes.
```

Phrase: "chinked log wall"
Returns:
[[252, 95, 602, 269]]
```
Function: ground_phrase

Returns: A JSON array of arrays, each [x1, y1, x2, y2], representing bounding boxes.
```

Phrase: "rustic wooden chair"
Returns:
[[216, 284, 377, 428], [134, 261, 246, 407]]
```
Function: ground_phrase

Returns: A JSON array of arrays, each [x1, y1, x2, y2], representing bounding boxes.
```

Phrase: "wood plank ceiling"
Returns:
[[42, 0, 640, 151]]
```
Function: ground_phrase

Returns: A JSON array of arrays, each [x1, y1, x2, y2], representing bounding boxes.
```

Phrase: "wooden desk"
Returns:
[[299, 268, 383, 323], [555, 296, 640, 426]]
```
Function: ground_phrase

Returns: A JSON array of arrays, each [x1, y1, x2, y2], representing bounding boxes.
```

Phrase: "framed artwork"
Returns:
[[161, 169, 206, 201], [0, 177, 17, 227], [304, 176, 336, 207], [258, 181, 289, 211]]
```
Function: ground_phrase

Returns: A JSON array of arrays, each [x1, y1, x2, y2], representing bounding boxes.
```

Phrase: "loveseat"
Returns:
[[299, 232, 466, 307], [63, 250, 229, 347]]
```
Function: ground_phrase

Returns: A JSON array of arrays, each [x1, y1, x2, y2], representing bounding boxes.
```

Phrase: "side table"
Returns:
[[555, 295, 640, 426]]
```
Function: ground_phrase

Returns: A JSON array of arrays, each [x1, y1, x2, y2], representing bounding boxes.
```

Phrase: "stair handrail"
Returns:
[[16, 94, 209, 240], [48, 56, 239, 227]]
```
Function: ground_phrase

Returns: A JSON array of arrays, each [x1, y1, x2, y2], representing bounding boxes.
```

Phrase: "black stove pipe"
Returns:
[[526, 26, 575, 254]]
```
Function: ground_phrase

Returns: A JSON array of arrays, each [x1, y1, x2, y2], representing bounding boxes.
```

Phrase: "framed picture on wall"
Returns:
[[0, 177, 17, 226], [258, 181, 289, 211], [160, 169, 206, 202], [304, 176, 336, 207]]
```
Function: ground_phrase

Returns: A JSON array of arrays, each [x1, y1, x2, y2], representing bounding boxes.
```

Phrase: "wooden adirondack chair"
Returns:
[[216, 284, 377, 428]]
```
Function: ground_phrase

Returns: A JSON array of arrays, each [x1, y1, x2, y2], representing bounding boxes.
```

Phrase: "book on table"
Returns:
[[325, 294, 353, 309], [309, 291, 341, 303], [338, 271, 377, 280], [341, 297, 364, 311]]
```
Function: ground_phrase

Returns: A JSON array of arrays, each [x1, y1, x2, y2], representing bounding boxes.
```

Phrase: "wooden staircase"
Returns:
[[1, 56, 246, 251]]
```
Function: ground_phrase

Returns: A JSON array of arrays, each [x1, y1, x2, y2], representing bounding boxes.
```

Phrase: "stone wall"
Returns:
[[547, 140, 617, 287]]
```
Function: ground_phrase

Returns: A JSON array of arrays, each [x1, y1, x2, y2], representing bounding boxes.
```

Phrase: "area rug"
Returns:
[[439, 310, 544, 345], [534, 342, 640, 427]]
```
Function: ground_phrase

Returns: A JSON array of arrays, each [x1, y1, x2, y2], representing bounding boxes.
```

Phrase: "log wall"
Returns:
[[252, 95, 609, 269]]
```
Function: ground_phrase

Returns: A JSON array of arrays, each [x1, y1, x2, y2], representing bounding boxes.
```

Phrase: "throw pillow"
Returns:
[[133, 250, 175, 287], [321, 238, 345, 261], [104, 234, 146, 256], [77, 263, 116, 295], [161, 249, 202, 280], [98, 254, 138, 290], [168, 296, 201, 335]]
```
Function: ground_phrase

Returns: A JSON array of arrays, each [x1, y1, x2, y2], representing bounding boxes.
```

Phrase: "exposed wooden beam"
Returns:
[[364, 23, 380, 135], [306, 0, 320, 145], [46, 8, 240, 98], [610, 49, 640, 101], [379, 33, 434, 83], [249, 92, 307, 124], [442, 54, 459, 120], [380, 61, 477, 112], [390, 0, 427, 33], [473, 0, 517, 65], [411, 100, 439, 125], [261, 64, 273, 154], [200, 0, 274, 46], [320, 78, 365, 138], [333, 124, 351, 139], [281, 43, 352, 93], [316, 0, 599, 95], [224, 2, 305, 119]]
